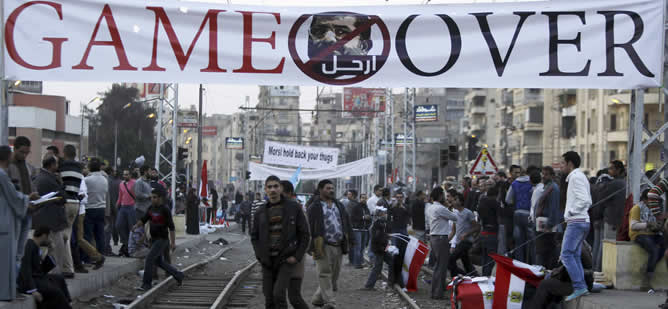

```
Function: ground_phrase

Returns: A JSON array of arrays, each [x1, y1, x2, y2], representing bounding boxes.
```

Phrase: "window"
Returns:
[[527, 153, 542, 167], [562, 116, 576, 138], [581, 112, 585, 137], [587, 118, 591, 134], [527, 106, 543, 123], [610, 150, 617, 160], [610, 114, 617, 131], [645, 113, 649, 128], [588, 90, 598, 101]]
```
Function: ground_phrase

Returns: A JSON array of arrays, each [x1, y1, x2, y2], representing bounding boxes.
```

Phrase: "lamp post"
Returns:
[[113, 102, 132, 169], [80, 97, 100, 161]]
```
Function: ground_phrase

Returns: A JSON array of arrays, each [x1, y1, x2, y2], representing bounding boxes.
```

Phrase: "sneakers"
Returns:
[[136, 285, 151, 292], [74, 265, 89, 274], [173, 272, 185, 286], [565, 288, 589, 301], [93, 256, 105, 270]]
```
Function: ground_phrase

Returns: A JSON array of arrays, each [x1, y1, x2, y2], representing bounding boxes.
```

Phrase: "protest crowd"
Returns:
[[3, 136, 668, 309]]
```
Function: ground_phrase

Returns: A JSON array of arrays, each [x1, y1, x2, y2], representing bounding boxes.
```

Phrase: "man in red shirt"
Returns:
[[116, 169, 137, 257]]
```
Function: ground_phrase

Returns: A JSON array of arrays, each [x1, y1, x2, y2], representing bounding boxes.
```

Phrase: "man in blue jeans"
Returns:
[[350, 191, 371, 268], [560, 151, 592, 301]]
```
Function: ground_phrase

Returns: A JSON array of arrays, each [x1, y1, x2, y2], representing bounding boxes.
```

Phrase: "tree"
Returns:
[[92, 84, 156, 168]]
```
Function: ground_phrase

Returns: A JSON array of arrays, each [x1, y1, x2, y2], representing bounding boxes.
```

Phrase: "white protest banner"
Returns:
[[249, 156, 373, 181], [4, 0, 663, 89], [263, 141, 339, 169]]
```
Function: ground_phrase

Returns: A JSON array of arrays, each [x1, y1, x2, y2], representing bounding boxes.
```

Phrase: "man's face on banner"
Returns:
[[308, 14, 372, 57]]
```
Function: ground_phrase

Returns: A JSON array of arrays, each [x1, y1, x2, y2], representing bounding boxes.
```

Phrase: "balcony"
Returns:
[[466, 89, 487, 102], [607, 130, 627, 143], [470, 106, 486, 115], [469, 123, 485, 133], [523, 122, 543, 131], [609, 91, 660, 105], [522, 145, 543, 153]]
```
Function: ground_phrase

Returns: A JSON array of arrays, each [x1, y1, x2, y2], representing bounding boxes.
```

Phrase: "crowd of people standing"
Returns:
[[1, 136, 183, 308]]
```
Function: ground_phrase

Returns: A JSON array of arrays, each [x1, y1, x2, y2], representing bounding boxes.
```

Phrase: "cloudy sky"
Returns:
[[41, 0, 528, 118]]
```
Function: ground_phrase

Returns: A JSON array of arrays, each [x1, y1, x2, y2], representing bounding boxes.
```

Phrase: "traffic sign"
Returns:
[[469, 148, 498, 176]]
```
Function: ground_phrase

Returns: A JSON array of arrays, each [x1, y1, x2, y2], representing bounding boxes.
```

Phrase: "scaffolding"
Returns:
[[154, 84, 179, 211]]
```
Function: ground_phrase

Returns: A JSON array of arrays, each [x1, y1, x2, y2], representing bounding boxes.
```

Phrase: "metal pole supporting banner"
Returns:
[[629, 89, 645, 204], [197, 84, 203, 189], [155, 84, 164, 171]]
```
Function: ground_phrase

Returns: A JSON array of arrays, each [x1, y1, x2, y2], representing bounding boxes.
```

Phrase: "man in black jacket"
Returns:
[[18, 226, 72, 309], [307, 179, 352, 309], [251, 176, 310, 309], [350, 190, 371, 269], [410, 191, 427, 242], [32, 156, 72, 278], [362, 207, 402, 290]]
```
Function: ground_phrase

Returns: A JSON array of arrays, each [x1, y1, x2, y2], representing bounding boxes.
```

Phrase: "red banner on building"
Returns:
[[202, 126, 217, 136], [343, 88, 386, 118]]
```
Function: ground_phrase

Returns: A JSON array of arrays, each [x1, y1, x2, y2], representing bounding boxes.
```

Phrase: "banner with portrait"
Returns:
[[3, 0, 663, 89]]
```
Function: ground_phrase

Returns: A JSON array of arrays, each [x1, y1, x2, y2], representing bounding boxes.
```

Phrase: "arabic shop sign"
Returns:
[[415, 105, 437, 122]]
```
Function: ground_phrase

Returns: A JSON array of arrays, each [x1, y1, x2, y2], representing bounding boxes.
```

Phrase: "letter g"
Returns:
[[5, 1, 68, 70]]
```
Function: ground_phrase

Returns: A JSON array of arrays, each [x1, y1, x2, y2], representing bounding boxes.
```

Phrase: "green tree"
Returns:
[[93, 84, 156, 168]]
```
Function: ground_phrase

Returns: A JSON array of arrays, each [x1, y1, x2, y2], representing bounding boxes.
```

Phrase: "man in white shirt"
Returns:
[[560, 151, 592, 301], [427, 187, 459, 300]]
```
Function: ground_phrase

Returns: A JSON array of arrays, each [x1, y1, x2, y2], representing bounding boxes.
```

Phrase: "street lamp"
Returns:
[[113, 101, 134, 170], [80, 96, 100, 161]]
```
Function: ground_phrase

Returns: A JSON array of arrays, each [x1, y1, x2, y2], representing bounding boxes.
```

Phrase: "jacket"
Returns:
[[536, 181, 562, 231], [565, 168, 592, 223], [603, 177, 626, 227], [590, 175, 613, 222], [32, 168, 68, 232], [7, 159, 35, 194], [506, 176, 532, 211], [133, 178, 152, 213], [370, 218, 390, 255], [411, 199, 426, 231], [307, 195, 352, 256], [84, 171, 109, 210], [350, 200, 371, 230], [251, 198, 310, 268]]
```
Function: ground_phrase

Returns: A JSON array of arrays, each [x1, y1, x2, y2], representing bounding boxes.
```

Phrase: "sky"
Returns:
[[41, 0, 530, 119]]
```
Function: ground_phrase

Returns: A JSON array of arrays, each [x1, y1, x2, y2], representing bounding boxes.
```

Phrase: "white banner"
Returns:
[[249, 156, 373, 181], [263, 141, 339, 169], [3, 0, 663, 89]]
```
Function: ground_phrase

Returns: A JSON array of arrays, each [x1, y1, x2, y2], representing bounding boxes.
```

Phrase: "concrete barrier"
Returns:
[[602, 239, 668, 290]]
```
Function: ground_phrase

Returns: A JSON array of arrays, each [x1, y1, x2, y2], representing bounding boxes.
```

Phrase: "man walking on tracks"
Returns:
[[251, 176, 310, 309], [307, 179, 352, 309]]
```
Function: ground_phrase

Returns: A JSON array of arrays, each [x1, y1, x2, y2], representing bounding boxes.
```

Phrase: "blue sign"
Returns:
[[415, 104, 437, 122]]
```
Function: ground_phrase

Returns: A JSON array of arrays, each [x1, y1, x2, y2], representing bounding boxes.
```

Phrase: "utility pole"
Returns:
[[197, 84, 203, 188]]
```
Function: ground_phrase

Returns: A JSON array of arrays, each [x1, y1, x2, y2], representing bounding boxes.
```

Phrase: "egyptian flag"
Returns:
[[491, 254, 545, 309], [199, 160, 209, 207], [400, 236, 429, 292], [447, 277, 495, 309]]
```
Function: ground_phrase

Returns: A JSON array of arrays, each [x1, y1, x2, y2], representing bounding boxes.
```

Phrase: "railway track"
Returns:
[[126, 237, 261, 309]]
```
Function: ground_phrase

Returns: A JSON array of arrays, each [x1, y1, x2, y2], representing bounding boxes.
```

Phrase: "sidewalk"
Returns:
[[0, 226, 220, 309], [564, 289, 666, 309]]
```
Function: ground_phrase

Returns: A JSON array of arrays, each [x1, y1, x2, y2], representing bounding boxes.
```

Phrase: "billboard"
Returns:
[[394, 133, 414, 147], [343, 88, 386, 118], [202, 126, 217, 137], [178, 111, 198, 128], [225, 137, 244, 149], [415, 105, 438, 122]]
